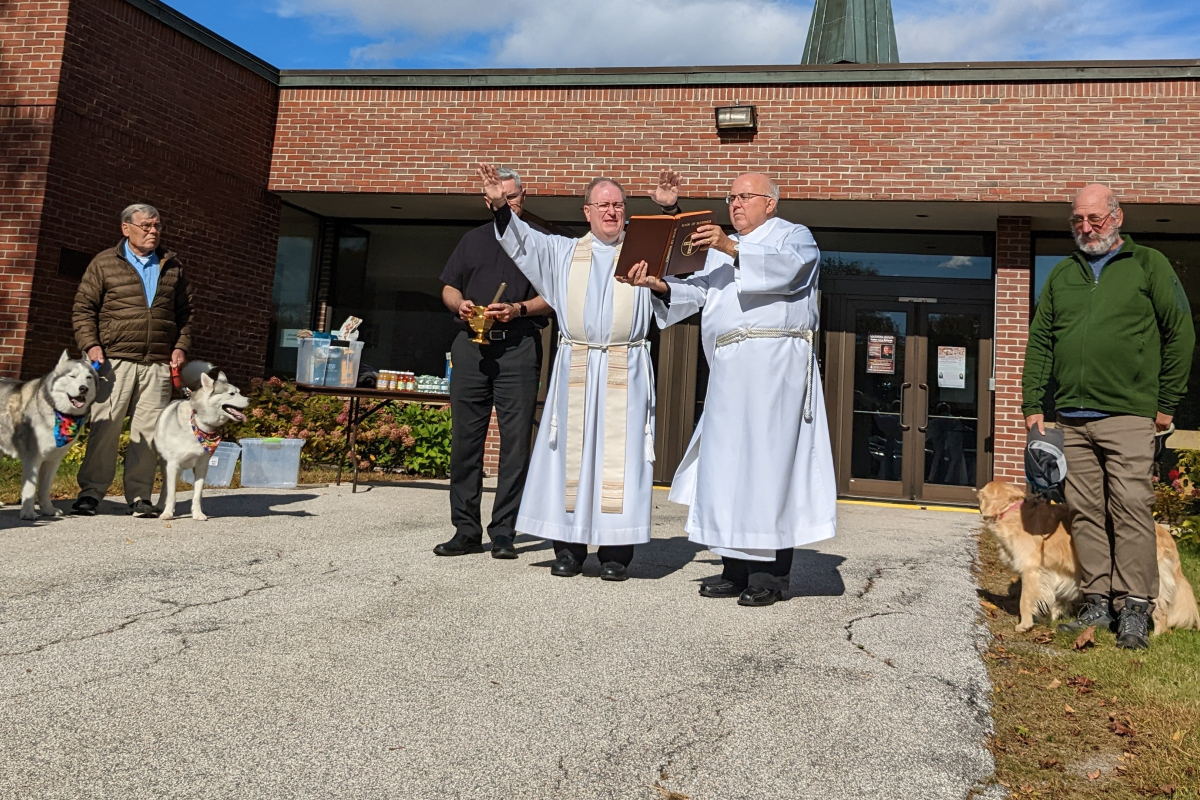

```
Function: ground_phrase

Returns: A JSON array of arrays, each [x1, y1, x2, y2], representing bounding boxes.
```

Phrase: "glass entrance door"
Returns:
[[827, 298, 992, 503]]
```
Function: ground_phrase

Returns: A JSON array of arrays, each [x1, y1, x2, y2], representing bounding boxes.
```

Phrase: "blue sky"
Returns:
[[166, 0, 1200, 69]]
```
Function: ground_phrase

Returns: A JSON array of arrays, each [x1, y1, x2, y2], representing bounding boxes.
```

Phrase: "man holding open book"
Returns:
[[622, 171, 838, 606]]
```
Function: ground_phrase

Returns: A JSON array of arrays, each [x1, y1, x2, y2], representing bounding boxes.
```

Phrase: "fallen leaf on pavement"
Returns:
[[1087, 769, 1101, 780], [1074, 626, 1096, 650]]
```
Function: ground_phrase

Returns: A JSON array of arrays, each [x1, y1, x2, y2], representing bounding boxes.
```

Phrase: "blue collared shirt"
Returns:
[[124, 240, 159, 307]]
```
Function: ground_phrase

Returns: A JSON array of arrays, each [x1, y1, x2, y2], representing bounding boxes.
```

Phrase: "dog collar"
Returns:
[[53, 410, 84, 448], [191, 411, 222, 455], [998, 499, 1024, 520]]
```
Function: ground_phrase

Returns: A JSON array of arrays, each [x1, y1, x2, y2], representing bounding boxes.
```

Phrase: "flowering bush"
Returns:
[[1153, 448, 1200, 546], [227, 377, 452, 478]]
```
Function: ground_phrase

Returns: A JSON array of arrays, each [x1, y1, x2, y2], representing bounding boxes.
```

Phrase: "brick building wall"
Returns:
[[0, 2, 70, 378], [269, 80, 1200, 203], [994, 216, 1033, 485], [17, 0, 280, 383]]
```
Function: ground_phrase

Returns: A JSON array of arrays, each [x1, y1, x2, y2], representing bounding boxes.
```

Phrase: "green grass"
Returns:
[[978, 533, 1200, 798]]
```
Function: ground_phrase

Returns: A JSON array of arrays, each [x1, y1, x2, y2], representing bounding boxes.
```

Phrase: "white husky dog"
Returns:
[[0, 351, 98, 520], [154, 370, 249, 521]]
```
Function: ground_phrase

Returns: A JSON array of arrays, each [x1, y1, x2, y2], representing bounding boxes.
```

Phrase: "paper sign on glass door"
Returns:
[[867, 334, 896, 374], [937, 346, 967, 389]]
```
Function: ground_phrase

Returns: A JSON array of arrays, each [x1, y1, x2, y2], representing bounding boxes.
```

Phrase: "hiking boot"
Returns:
[[1058, 594, 1114, 633], [1115, 598, 1152, 650]]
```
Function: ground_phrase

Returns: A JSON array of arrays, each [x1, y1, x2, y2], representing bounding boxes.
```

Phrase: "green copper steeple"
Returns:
[[802, 0, 899, 65]]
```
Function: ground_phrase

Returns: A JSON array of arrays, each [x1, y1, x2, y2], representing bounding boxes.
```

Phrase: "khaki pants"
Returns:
[[1060, 415, 1158, 610], [77, 359, 171, 505]]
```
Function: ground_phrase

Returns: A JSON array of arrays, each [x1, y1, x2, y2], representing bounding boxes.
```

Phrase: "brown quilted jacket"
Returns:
[[72, 241, 194, 363]]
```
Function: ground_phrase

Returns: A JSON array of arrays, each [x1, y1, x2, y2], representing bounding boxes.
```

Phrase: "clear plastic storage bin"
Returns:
[[296, 338, 364, 388], [239, 438, 305, 489], [181, 440, 241, 488]]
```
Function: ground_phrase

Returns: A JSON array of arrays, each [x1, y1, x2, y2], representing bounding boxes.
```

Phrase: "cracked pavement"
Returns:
[[0, 483, 994, 799]]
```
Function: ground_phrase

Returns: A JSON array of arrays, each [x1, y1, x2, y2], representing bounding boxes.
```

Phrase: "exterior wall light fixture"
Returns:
[[714, 104, 757, 131]]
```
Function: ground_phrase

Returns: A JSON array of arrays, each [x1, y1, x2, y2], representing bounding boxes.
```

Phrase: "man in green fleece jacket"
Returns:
[[1023, 184, 1194, 650]]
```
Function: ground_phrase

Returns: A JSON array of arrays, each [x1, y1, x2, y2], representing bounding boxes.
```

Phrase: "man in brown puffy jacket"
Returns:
[[71, 203, 193, 517]]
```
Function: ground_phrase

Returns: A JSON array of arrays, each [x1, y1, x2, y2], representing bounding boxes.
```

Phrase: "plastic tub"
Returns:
[[239, 438, 305, 489], [296, 338, 363, 387], [181, 440, 241, 488]]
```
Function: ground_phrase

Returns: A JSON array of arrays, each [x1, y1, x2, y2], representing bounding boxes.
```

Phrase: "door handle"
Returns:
[[899, 382, 912, 431], [917, 383, 930, 432]]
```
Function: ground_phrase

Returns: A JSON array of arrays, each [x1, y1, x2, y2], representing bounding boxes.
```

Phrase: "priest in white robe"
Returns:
[[478, 163, 657, 582], [622, 171, 837, 606]]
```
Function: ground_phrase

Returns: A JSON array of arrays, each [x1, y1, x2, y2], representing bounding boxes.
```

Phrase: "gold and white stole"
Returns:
[[560, 232, 639, 515]]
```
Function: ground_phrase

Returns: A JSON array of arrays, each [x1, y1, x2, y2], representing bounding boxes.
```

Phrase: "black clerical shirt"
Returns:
[[440, 215, 550, 334]]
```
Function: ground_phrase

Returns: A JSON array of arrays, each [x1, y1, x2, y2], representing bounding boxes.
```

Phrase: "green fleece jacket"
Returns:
[[1023, 236, 1195, 419]]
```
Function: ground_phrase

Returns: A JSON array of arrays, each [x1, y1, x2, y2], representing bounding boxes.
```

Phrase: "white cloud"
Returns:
[[274, 0, 1200, 66], [276, 0, 815, 67], [895, 0, 1200, 62]]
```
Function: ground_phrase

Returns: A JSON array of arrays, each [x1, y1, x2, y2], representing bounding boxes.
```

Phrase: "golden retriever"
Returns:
[[978, 480, 1200, 635]]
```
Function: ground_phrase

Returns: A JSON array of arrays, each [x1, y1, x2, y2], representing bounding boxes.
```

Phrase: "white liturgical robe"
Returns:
[[653, 216, 837, 560], [497, 214, 655, 545]]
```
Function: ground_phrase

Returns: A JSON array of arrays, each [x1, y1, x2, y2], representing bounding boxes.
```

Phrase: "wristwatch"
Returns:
[[517, 302, 527, 317]]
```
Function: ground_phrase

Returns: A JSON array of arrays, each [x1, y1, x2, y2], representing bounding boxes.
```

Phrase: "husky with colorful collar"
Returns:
[[153, 370, 249, 521], [0, 350, 98, 520]]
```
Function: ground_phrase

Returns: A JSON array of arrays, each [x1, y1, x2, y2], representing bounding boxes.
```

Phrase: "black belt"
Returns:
[[462, 326, 540, 342]]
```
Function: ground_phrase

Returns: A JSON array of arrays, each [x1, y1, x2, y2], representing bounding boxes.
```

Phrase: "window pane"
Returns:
[[268, 207, 319, 376], [816, 231, 992, 280]]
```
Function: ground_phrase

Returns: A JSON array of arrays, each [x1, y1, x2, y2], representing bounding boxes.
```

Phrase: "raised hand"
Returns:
[[478, 162, 506, 210], [650, 169, 681, 207], [616, 260, 668, 294]]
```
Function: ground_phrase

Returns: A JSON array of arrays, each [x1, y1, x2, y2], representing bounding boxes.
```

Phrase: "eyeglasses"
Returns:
[[725, 192, 772, 205], [1068, 212, 1115, 229], [585, 202, 626, 212], [504, 192, 523, 201], [126, 221, 164, 233]]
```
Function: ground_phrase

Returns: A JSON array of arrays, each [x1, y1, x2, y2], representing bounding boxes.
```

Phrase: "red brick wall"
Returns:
[[0, 1, 70, 377], [270, 81, 1200, 203], [23, 0, 280, 383], [483, 409, 499, 477], [994, 216, 1032, 485]]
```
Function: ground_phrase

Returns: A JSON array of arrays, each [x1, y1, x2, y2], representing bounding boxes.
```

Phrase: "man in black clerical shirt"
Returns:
[[435, 167, 552, 560]]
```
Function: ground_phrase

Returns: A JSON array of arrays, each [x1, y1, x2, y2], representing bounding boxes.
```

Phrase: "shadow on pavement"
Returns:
[[523, 536, 704, 580], [178, 493, 321, 518], [788, 551, 847, 597]]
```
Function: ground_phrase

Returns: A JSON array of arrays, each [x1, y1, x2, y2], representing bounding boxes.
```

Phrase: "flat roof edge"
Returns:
[[123, 0, 279, 84], [279, 60, 1200, 88]]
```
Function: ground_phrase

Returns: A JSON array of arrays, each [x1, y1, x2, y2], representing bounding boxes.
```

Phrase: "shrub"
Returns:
[[227, 377, 452, 478]]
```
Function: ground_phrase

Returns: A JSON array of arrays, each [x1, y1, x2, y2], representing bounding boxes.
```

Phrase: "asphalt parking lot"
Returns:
[[1, 482, 995, 799]]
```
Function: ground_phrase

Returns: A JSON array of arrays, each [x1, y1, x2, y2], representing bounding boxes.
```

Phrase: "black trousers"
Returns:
[[553, 541, 635, 568], [449, 331, 542, 543], [721, 549, 794, 590]]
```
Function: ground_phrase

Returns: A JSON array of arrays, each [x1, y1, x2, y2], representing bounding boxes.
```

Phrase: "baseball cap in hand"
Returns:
[[1026, 426, 1067, 502]]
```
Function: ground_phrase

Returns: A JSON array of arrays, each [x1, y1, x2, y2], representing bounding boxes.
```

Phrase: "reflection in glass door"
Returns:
[[829, 297, 992, 504], [922, 312, 982, 491], [851, 309, 908, 485]]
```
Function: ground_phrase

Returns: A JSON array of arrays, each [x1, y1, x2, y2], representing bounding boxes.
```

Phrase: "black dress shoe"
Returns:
[[738, 586, 784, 607], [550, 551, 583, 577], [699, 579, 744, 599], [490, 535, 518, 560], [599, 561, 628, 581], [433, 534, 484, 557]]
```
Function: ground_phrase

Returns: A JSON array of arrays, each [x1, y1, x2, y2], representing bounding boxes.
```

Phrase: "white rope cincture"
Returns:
[[714, 327, 817, 423], [548, 334, 653, 460]]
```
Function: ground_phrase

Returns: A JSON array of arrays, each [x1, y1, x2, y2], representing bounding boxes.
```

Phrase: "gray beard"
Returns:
[[1076, 226, 1121, 256]]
